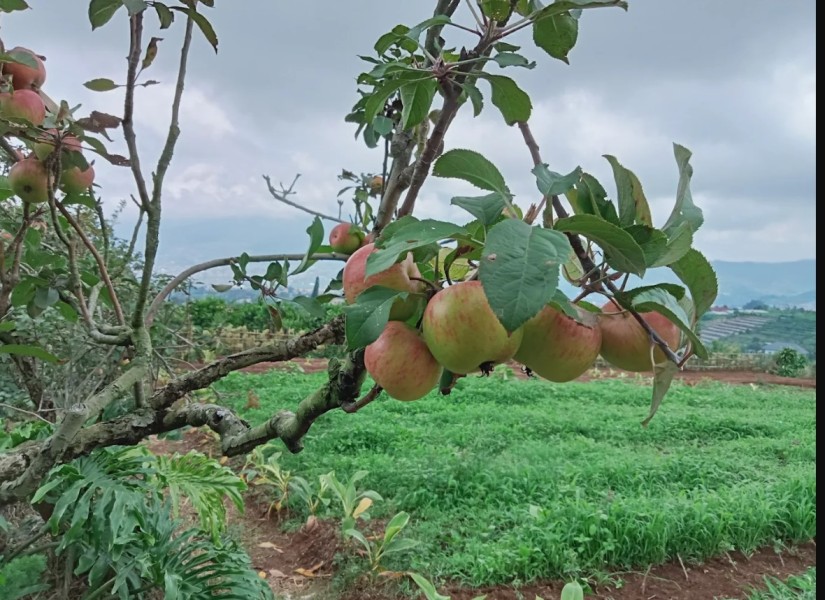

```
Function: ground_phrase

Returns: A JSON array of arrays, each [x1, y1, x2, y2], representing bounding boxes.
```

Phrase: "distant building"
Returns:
[[761, 342, 810, 357], [710, 305, 732, 315]]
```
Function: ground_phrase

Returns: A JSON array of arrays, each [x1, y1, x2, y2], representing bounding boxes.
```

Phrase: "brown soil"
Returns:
[[217, 357, 817, 389]]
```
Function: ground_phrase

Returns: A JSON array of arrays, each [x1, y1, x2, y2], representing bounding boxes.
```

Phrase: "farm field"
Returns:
[[159, 369, 818, 599]]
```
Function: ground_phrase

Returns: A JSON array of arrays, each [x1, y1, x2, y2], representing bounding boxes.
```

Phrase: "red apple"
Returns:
[[9, 157, 50, 204], [365, 321, 442, 401], [422, 280, 524, 375], [33, 129, 83, 161], [598, 299, 681, 372], [60, 164, 95, 194], [514, 304, 602, 382], [329, 222, 364, 255], [0, 89, 46, 125], [342, 242, 424, 321], [1, 47, 46, 90]]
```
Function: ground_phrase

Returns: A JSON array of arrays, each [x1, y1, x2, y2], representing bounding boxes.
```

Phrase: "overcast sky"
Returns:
[[3, 1, 816, 287]]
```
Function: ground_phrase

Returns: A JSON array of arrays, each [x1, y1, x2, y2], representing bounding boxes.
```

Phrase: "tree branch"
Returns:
[[145, 252, 347, 326], [263, 174, 345, 223], [372, 128, 416, 233]]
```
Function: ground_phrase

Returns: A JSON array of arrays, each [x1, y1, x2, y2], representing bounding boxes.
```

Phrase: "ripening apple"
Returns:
[[1, 47, 46, 90], [598, 299, 681, 372], [514, 304, 602, 382], [329, 222, 364, 255], [422, 280, 523, 374], [0, 89, 46, 125], [60, 164, 95, 194], [9, 157, 50, 204], [365, 321, 442, 401], [33, 129, 83, 161], [342, 242, 424, 321]]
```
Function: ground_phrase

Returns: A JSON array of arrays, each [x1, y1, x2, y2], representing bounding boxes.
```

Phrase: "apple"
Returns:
[[329, 222, 364, 255], [1, 47, 46, 90], [9, 157, 50, 204], [514, 304, 602, 382], [0, 89, 46, 126], [422, 280, 524, 374], [60, 164, 95, 194], [364, 321, 442, 401], [598, 299, 681, 372], [33, 129, 83, 161], [342, 242, 424, 321], [369, 175, 383, 195]]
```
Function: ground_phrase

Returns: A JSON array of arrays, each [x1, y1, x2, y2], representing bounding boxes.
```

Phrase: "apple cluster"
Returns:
[[1, 47, 96, 204], [336, 239, 680, 402]]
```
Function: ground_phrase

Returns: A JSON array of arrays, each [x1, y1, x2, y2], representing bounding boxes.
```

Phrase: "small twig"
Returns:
[[464, 0, 485, 28], [263, 174, 345, 223], [676, 554, 689, 581], [0, 403, 52, 424], [341, 384, 383, 414]]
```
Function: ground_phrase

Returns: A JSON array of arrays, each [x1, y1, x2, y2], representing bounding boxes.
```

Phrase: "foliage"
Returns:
[[773, 347, 808, 378], [345, 510, 419, 572], [743, 567, 816, 600], [0, 554, 49, 599], [321, 469, 383, 532]]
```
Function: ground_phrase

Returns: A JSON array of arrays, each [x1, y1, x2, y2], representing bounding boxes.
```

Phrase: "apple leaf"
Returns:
[[479, 219, 573, 332], [663, 143, 704, 235], [604, 155, 652, 227], [491, 52, 535, 69], [400, 78, 437, 130], [483, 74, 532, 126], [122, 0, 146, 15], [624, 224, 668, 267], [533, 164, 582, 197], [0, 175, 14, 201], [458, 82, 484, 117], [554, 215, 647, 276], [669, 248, 718, 319], [565, 172, 620, 224], [0, 50, 38, 69], [433, 149, 508, 193], [83, 78, 120, 92], [649, 220, 693, 268], [343, 287, 407, 349], [367, 219, 468, 276], [292, 216, 325, 276], [450, 192, 509, 225], [154, 2, 174, 28], [404, 14, 451, 43], [88, 0, 123, 29], [0, 343, 59, 363], [627, 287, 708, 359], [0, 0, 30, 12], [281, 296, 326, 319], [532, 0, 628, 24], [642, 360, 680, 427], [533, 11, 578, 64], [364, 74, 421, 126], [170, 6, 218, 52]]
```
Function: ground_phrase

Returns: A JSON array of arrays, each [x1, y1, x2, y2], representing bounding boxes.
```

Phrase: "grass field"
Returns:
[[212, 368, 817, 588]]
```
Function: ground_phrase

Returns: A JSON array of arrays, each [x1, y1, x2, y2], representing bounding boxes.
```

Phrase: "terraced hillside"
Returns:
[[699, 316, 771, 344], [699, 310, 816, 356]]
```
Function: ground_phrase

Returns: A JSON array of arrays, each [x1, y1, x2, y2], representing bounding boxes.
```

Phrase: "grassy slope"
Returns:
[[213, 370, 816, 586]]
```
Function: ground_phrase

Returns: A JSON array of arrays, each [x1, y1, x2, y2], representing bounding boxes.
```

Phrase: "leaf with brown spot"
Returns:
[[352, 496, 373, 518]]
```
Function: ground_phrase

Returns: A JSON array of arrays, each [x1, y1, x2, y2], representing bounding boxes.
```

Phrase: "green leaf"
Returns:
[[154, 2, 173, 28], [122, 0, 146, 14], [343, 528, 372, 555], [83, 78, 119, 92], [479, 219, 572, 332], [560, 580, 585, 600], [405, 14, 451, 43], [532, 0, 628, 24], [533, 11, 578, 64], [0, 344, 59, 363], [642, 360, 680, 427], [372, 114, 394, 136], [292, 216, 324, 276], [532, 164, 582, 197], [0, 49, 38, 69], [433, 148, 507, 193], [383, 511, 411, 544], [628, 288, 708, 359], [33, 287, 59, 309], [604, 155, 652, 227], [88, 0, 123, 29], [650, 220, 693, 267], [368, 219, 468, 276], [170, 6, 218, 52], [565, 172, 619, 224], [625, 224, 668, 267], [364, 75, 420, 125], [381, 537, 420, 556], [399, 78, 437, 129], [617, 283, 685, 302], [450, 192, 509, 225], [492, 52, 535, 69], [0, 0, 30, 12], [554, 215, 647, 276], [0, 175, 14, 201], [663, 143, 704, 235], [459, 82, 484, 117], [283, 296, 326, 319], [669, 249, 718, 319], [343, 287, 405, 349], [408, 572, 451, 600], [483, 74, 532, 125]]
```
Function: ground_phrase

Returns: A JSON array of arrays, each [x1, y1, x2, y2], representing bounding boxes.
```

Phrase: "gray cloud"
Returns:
[[5, 0, 815, 278]]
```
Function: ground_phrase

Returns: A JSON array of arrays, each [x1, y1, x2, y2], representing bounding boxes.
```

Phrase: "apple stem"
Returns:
[[342, 384, 383, 414]]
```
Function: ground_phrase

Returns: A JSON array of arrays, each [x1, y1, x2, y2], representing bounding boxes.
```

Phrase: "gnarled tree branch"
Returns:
[[263, 174, 345, 223]]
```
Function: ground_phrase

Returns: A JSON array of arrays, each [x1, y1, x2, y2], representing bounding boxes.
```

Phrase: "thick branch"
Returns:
[[145, 252, 347, 326], [517, 121, 681, 366], [263, 175, 345, 223]]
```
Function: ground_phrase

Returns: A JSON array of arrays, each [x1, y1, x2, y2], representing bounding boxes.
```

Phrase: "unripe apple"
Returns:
[[60, 164, 95, 194], [365, 321, 442, 401], [33, 129, 83, 161], [329, 222, 364, 255], [369, 175, 384, 195], [1, 47, 46, 90], [422, 280, 524, 375], [514, 304, 602, 382], [9, 157, 49, 204], [342, 242, 424, 321], [0, 89, 46, 125], [598, 299, 681, 372]]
